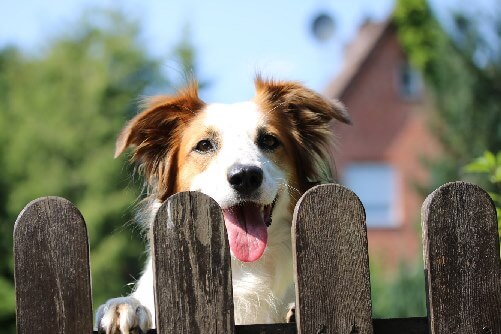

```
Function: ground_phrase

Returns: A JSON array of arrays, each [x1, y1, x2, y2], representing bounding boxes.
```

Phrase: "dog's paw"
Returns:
[[286, 303, 296, 323], [95, 297, 152, 334]]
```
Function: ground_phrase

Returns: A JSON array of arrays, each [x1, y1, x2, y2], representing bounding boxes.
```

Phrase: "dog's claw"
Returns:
[[95, 297, 152, 334], [286, 303, 296, 323]]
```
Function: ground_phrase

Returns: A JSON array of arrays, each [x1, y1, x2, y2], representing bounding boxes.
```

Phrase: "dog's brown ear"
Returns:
[[254, 75, 351, 125], [114, 82, 204, 199], [115, 82, 204, 159], [254, 76, 350, 187]]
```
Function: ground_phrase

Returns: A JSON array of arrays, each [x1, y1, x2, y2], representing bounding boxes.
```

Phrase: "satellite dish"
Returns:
[[311, 13, 335, 42]]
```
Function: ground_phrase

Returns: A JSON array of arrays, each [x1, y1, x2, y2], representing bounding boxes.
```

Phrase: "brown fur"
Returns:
[[114, 82, 205, 201], [254, 75, 351, 192], [115, 76, 349, 202], [176, 118, 220, 192], [106, 77, 350, 330]]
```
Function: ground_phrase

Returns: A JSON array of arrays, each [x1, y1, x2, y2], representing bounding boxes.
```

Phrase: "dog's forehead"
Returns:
[[201, 101, 265, 135]]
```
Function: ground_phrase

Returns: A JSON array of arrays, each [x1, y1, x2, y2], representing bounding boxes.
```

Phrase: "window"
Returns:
[[397, 62, 422, 100], [343, 163, 398, 227]]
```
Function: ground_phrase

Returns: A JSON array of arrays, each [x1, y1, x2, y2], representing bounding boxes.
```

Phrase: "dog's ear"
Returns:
[[115, 82, 204, 159], [115, 82, 204, 199], [254, 75, 351, 126], [254, 76, 350, 186]]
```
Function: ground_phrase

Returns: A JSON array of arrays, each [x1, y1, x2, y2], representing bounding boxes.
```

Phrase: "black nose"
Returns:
[[227, 164, 263, 194]]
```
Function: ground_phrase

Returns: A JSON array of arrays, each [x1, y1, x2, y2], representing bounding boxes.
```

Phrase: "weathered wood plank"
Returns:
[[422, 181, 501, 334], [292, 184, 373, 334], [14, 197, 93, 334], [151, 191, 235, 334]]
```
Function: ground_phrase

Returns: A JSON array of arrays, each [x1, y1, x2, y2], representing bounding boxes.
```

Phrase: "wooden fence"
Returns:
[[13, 181, 501, 334]]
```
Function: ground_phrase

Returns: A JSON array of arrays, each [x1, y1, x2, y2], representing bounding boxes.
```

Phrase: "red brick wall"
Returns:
[[331, 26, 440, 269]]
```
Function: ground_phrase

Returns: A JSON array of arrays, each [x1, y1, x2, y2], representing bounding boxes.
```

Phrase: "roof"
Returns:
[[324, 18, 392, 98]]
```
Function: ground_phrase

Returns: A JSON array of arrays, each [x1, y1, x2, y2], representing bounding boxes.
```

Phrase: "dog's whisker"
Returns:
[[283, 184, 302, 199], [274, 178, 302, 202]]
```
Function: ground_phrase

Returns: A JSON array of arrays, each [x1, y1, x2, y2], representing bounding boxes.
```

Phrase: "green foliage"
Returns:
[[394, 0, 449, 75], [390, 1, 501, 317], [465, 151, 501, 183], [370, 261, 427, 318], [394, 0, 501, 192], [464, 151, 501, 238], [392, 1, 501, 316], [0, 8, 201, 330]]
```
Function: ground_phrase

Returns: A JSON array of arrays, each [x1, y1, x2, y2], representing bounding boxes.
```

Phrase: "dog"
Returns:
[[95, 76, 350, 333]]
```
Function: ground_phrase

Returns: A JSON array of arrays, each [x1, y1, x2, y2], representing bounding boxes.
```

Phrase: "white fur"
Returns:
[[189, 102, 282, 208], [132, 101, 296, 325]]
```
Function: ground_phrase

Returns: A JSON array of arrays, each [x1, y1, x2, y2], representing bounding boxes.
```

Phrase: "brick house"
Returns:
[[325, 19, 440, 269]]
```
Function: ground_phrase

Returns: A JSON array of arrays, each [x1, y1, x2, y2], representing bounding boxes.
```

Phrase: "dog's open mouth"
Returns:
[[222, 199, 275, 263]]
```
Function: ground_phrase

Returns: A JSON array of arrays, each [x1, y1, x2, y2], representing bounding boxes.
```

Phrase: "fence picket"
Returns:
[[422, 181, 501, 334], [151, 191, 235, 334], [13, 197, 93, 334], [12, 182, 501, 334], [292, 184, 373, 334]]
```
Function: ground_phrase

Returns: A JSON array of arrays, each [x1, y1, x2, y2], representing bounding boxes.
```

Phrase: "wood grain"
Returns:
[[151, 191, 234, 334], [14, 197, 93, 334], [422, 181, 501, 334], [292, 184, 373, 334]]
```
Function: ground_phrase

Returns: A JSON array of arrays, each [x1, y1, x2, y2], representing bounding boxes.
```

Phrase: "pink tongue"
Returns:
[[222, 203, 268, 262]]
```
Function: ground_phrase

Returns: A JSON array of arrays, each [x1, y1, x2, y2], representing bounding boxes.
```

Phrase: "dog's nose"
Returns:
[[227, 164, 263, 194]]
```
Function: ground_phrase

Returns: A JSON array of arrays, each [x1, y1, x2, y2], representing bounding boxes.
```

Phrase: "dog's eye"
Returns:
[[258, 134, 280, 151], [195, 139, 215, 153]]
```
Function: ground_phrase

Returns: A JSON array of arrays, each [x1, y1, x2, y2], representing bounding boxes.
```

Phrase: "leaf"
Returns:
[[496, 151, 501, 166], [464, 159, 489, 173], [492, 166, 501, 183], [484, 151, 497, 168], [464, 151, 497, 174], [488, 192, 500, 203]]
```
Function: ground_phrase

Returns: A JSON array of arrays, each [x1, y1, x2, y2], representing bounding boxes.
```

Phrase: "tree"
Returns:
[[365, 0, 501, 319], [0, 8, 201, 331], [0, 46, 20, 332], [465, 151, 501, 241], [370, 261, 426, 318], [394, 0, 501, 193]]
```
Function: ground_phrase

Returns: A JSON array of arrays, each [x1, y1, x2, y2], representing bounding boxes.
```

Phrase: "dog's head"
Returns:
[[115, 76, 350, 262]]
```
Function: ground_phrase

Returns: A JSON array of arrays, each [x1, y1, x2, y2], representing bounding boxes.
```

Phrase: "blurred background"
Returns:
[[1, 0, 500, 331]]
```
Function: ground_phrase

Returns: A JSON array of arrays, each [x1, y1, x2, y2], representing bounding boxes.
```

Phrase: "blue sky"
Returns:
[[0, 0, 486, 102]]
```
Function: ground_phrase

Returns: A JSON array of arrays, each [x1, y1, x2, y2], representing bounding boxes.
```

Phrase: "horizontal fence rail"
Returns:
[[13, 182, 501, 334]]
